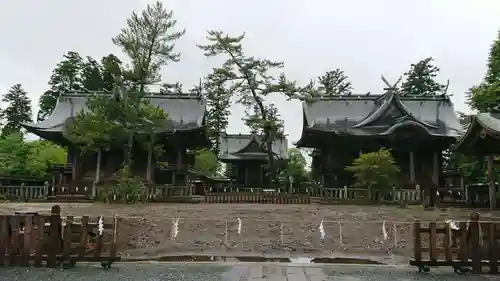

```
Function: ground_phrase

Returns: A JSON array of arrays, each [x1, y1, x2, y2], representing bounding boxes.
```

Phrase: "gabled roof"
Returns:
[[219, 133, 288, 161], [452, 113, 500, 155], [297, 89, 462, 146], [23, 92, 207, 141]]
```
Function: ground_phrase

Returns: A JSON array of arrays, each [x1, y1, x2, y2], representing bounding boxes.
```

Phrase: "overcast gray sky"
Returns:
[[1, 0, 500, 145]]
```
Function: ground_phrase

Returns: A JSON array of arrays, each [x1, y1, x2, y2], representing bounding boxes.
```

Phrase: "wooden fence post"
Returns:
[[19, 183, 25, 201], [470, 212, 481, 274], [47, 205, 61, 267], [62, 215, 73, 264], [21, 215, 32, 266], [413, 220, 422, 264], [34, 215, 44, 267], [9, 216, 19, 266], [0, 216, 6, 266], [488, 222, 498, 274]]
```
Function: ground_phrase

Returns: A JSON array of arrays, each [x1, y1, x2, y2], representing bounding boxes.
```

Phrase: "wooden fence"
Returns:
[[0, 183, 49, 200], [0, 205, 120, 268], [410, 213, 499, 274], [320, 187, 420, 204], [205, 192, 311, 204]]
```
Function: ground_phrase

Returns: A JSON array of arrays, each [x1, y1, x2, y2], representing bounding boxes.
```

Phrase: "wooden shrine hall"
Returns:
[[22, 92, 209, 197], [453, 112, 500, 209], [219, 133, 288, 187], [296, 78, 463, 202]]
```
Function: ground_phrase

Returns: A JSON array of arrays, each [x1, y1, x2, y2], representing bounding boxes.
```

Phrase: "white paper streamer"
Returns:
[[224, 220, 228, 244], [338, 222, 343, 245], [318, 220, 325, 239], [237, 218, 242, 235], [280, 223, 284, 244], [445, 219, 459, 230], [392, 223, 397, 247], [382, 220, 388, 241], [171, 218, 179, 240], [98, 216, 104, 236]]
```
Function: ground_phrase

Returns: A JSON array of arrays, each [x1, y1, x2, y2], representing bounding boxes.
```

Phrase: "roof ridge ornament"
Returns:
[[381, 75, 402, 94]]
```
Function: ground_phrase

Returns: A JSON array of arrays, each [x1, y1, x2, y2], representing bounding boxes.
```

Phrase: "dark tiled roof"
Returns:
[[219, 133, 288, 161], [453, 112, 500, 154], [23, 92, 206, 135], [299, 91, 462, 140]]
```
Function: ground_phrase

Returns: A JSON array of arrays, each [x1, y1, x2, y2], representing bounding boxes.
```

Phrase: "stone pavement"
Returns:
[[0, 263, 496, 281]]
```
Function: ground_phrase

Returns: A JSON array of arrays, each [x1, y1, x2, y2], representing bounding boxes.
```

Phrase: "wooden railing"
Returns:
[[0, 205, 119, 268], [148, 185, 190, 198], [411, 213, 499, 274], [205, 192, 311, 204], [0, 183, 49, 200], [320, 187, 420, 204]]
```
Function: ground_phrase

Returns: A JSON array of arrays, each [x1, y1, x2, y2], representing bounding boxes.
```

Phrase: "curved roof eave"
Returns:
[[453, 113, 500, 152], [380, 120, 432, 136], [452, 116, 481, 152], [353, 91, 438, 129]]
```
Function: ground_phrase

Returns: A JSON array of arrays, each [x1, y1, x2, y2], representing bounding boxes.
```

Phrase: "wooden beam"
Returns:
[[487, 155, 496, 210]]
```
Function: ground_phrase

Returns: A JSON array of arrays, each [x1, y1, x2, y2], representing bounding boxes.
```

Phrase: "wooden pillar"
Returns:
[[409, 151, 415, 184], [244, 166, 248, 186], [259, 164, 263, 186], [432, 151, 439, 185], [487, 155, 496, 210], [71, 148, 78, 194], [146, 144, 153, 183], [93, 149, 101, 198], [95, 149, 102, 183]]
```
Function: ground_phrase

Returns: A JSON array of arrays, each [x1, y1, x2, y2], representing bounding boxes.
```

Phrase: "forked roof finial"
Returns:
[[381, 75, 402, 93]]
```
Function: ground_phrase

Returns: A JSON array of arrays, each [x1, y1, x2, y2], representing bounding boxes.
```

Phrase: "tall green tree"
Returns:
[[279, 148, 309, 184], [194, 148, 219, 177], [400, 57, 446, 96], [468, 31, 500, 112], [198, 31, 302, 184], [2, 84, 32, 136], [112, 1, 185, 93], [203, 70, 233, 154], [317, 69, 352, 96], [243, 103, 284, 137], [64, 86, 168, 171], [26, 140, 67, 178], [81, 57, 105, 91], [101, 54, 124, 92], [37, 51, 84, 121]]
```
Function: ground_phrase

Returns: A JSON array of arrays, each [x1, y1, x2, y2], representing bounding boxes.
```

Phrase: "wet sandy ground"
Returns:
[[1, 203, 499, 260], [0, 263, 497, 281]]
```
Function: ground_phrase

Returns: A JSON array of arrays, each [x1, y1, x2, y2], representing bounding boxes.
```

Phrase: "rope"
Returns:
[[10, 213, 499, 225]]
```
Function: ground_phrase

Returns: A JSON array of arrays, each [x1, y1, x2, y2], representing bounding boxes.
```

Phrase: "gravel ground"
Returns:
[[1, 203, 499, 260], [0, 263, 497, 281]]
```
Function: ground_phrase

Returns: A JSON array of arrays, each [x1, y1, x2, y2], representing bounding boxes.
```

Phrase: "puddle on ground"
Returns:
[[128, 255, 386, 265]]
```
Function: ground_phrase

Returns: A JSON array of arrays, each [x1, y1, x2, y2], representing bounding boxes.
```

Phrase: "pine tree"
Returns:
[[112, 1, 185, 93], [81, 56, 104, 91], [2, 84, 33, 136], [101, 54, 124, 92], [37, 51, 84, 121], [317, 69, 352, 96], [203, 71, 233, 154], [198, 31, 302, 184], [400, 57, 446, 96]]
